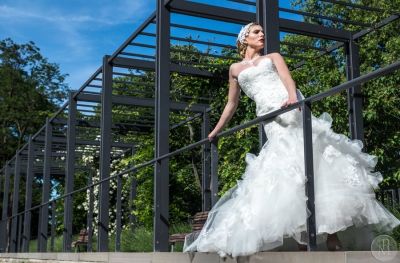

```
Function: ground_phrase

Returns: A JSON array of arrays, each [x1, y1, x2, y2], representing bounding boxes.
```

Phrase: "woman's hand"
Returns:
[[281, 95, 298, 108], [208, 130, 218, 142]]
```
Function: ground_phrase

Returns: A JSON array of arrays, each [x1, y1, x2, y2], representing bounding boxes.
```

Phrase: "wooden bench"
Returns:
[[71, 229, 89, 252], [169, 211, 209, 252]]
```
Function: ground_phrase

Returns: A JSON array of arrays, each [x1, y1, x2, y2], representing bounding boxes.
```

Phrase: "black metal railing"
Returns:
[[1, 60, 398, 253]]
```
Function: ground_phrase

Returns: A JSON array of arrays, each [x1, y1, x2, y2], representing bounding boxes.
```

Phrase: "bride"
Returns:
[[183, 22, 400, 257]]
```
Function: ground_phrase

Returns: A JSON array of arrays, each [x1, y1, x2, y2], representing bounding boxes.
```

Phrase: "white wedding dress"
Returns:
[[183, 57, 400, 257]]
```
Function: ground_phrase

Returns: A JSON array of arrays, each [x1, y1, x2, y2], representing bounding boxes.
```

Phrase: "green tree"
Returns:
[[0, 38, 69, 166]]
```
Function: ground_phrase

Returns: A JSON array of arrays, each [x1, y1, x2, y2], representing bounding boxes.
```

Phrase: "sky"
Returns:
[[0, 0, 156, 90], [0, 0, 298, 92]]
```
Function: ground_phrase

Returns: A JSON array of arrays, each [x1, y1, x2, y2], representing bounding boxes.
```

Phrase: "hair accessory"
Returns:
[[237, 22, 255, 44]]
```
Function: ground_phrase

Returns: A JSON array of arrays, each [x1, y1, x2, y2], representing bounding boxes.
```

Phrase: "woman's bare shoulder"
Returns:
[[229, 62, 242, 79]]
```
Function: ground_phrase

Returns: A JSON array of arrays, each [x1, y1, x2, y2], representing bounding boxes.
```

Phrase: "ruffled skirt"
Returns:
[[183, 110, 400, 257]]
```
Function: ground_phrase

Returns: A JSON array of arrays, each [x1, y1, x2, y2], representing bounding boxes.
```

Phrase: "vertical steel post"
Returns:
[[397, 189, 400, 205], [87, 171, 94, 252], [0, 169, 2, 251], [115, 175, 122, 252], [210, 140, 219, 207], [256, 0, 280, 149], [17, 214, 23, 252], [10, 152, 21, 252], [22, 136, 34, 252], [129, 177, 137, 226], [345, 38, 364, 141], [50, 201, 56, 252], [302, 102, 317, 250], [38, 118, 52, 252], [63, 92, 77, 252], [154, 0, 171, 252], [98, 55, 113, 252], [201, 110, 211, 212], [1, 163, 11, 252], [10, 155, 21, 252]]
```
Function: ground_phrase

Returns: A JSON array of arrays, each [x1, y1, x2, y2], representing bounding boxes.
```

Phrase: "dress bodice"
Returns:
[[238, 57, 289, 117]]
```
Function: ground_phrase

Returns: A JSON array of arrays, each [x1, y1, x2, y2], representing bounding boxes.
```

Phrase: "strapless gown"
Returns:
[[183, 57, 400, 257]]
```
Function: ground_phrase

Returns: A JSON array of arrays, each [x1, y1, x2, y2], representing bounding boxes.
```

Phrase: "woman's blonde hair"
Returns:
[[236, 22, 260, 58]]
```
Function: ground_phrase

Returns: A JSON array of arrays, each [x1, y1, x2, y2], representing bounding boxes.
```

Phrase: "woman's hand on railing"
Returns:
[[281, 95, 301, 111], [208, 130, 218, 142], [281, 95, 298, 108]]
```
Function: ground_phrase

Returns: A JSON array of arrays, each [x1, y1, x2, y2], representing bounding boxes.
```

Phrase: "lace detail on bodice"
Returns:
[[237, 57, 289, 117]]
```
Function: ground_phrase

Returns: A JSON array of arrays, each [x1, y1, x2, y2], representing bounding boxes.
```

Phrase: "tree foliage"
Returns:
[[0, 38, 69, 166]]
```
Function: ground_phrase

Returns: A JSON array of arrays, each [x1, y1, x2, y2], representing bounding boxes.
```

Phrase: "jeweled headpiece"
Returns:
[[237, 22, 255, 44]]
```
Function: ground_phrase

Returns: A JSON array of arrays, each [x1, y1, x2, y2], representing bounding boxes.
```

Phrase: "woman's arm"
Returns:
[[208, 64, 241, 141], [269, 53, 298, 107]]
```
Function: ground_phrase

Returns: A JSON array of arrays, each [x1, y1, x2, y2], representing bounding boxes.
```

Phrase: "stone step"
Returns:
[[0, 251, 398, 263]]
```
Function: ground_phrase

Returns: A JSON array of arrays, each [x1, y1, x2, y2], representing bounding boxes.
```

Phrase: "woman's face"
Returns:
[[245, 25, 265, 50]]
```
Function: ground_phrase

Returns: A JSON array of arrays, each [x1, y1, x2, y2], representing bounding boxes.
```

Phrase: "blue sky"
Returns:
[[0, 0, 155, 90], [0, 0, 298, 91]]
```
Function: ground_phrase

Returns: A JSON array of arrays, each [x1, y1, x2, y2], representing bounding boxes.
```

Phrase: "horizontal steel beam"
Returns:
[[169, 0, 351, 41], [279, 18, 351, 41], [112, 57, 213, 77], [33, 136, 136, 149], [76, 92, 208, 112], [51, 118, 153, 129]]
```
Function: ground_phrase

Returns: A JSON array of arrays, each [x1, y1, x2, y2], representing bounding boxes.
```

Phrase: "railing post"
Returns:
[[50, 201, 56, 252], [10, 152, 21, 252], [257, 0, 279, 149], [38, 118, 52, 252], [154, 0, 171, 252], [345, 38, 364, 141], [17, 214, 23, 252], [210, 140, 219, 207], [87, 171, 94, 252], [201, 110, 211, 211], [129, 176, 137, 227], [63, 91, 77, 252], [98, 55, 113, 252], [0, 168, 3, 251], [115, 174, 122, 252], [302, 102, 317, 251], [22, 136, 34, 252], [1, 163, 11, 252]]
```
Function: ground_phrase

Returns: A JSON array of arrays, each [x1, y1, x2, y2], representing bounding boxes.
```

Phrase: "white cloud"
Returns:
[[0, 1, 150, 26], [0, 0, 154, 90]]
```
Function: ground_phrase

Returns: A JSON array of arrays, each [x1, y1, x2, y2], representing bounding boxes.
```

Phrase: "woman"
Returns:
[[183, 22, 400, 257]]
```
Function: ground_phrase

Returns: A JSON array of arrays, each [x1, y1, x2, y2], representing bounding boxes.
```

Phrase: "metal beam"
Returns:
[[38, 119, 52, 252], [0, 163, 11, 252], [302, 102, 317, 251], [169, 0, 351, 41], [76, 92, 208, 112], [257, 0, 279, 149], [63, 92, 77, 252], [346, 39, 363, 141], [87, 172, 94, 252], [154, 0, 170, 252], [112, 56, 213, 77], [201, 110, 211, 211], [115, 174, 122, 252], [109, 12, 156, 62], [98, 55, 113, 252], [210, 141, 219, 207], [22, 136, 34, 252], [279, 18, 351, 41], [33, 136, 136, 149], [10, 153, 21, 252]]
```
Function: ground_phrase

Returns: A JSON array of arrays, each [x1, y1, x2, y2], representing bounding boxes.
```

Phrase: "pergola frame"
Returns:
[[0, 0, 399, 254]]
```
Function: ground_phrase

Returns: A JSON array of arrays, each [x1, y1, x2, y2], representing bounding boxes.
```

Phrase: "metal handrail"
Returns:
[[4, 59, 399, 220]]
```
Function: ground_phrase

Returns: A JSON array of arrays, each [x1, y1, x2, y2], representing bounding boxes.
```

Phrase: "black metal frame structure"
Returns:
[[0, 0, 399, 253]]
